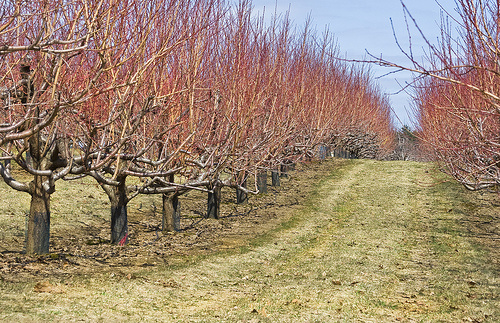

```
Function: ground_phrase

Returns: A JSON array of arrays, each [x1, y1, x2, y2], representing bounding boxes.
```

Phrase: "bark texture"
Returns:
[[236, 171, 247, 204], [257, 171, 267, 194], [107, 180, 129, 245], [162, 193, 180, 232], [26, 182, 50, 254], [271, 170, 280, 187], [207, 184, 221, 219]]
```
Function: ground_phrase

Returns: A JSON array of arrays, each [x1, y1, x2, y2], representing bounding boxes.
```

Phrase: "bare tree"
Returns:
[[371, 0, 500, 190]]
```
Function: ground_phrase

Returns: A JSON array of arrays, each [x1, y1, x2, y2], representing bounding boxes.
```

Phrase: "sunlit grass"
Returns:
[[0, 159, 498, 322]]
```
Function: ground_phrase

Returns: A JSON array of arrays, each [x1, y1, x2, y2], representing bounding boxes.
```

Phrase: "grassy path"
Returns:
[[1, 160, 499, 322]]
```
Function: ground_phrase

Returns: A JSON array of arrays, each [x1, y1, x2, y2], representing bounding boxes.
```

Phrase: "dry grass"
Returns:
[[0, 159, 499, 322]]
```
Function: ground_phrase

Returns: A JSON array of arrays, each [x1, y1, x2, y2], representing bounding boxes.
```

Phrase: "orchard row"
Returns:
[[375, 0, 500, 192], [0, 0, 394, 254]]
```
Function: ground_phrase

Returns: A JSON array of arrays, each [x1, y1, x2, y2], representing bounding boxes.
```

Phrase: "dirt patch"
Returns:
[[0, 159, 343, 282]]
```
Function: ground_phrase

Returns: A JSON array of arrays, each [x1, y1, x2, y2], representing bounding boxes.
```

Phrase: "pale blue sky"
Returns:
[[250, 0, 458, 128]]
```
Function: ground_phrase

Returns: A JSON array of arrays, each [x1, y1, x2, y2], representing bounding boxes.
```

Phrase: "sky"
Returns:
[[250, 0, 458, 128]]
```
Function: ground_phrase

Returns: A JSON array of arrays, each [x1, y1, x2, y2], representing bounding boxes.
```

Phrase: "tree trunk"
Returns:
[[271, 170, 280, 187], [162, 193, 180, 232], [22, 62, 53, 255], [207, 184, 221, 219], [236, 171, 247, 204], [257, 171, 267, 194], [26, 177, 50, 255], [280, 163, 288, 178], [26, 102, 51, 255], [26, 152, 32, 167], [108, 181, 129, 245], [236, 186, 247, 204], [318, 145, 327, 160]]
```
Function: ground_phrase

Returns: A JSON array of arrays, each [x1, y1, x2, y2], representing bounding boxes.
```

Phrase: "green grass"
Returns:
[[0, 159, 498, 322]]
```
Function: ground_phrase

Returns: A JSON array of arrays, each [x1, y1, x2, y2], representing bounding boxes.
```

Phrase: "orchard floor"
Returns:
[[0, 159, 499, 322], [0, 160, 333, 280]]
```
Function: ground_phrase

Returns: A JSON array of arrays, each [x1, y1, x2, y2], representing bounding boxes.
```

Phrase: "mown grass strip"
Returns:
[[0, 159, 498, 322]]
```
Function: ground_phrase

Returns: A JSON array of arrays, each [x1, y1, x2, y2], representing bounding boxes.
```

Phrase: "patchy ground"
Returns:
[[0, 159, 338, 282], [0, 159, 499, 322]]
